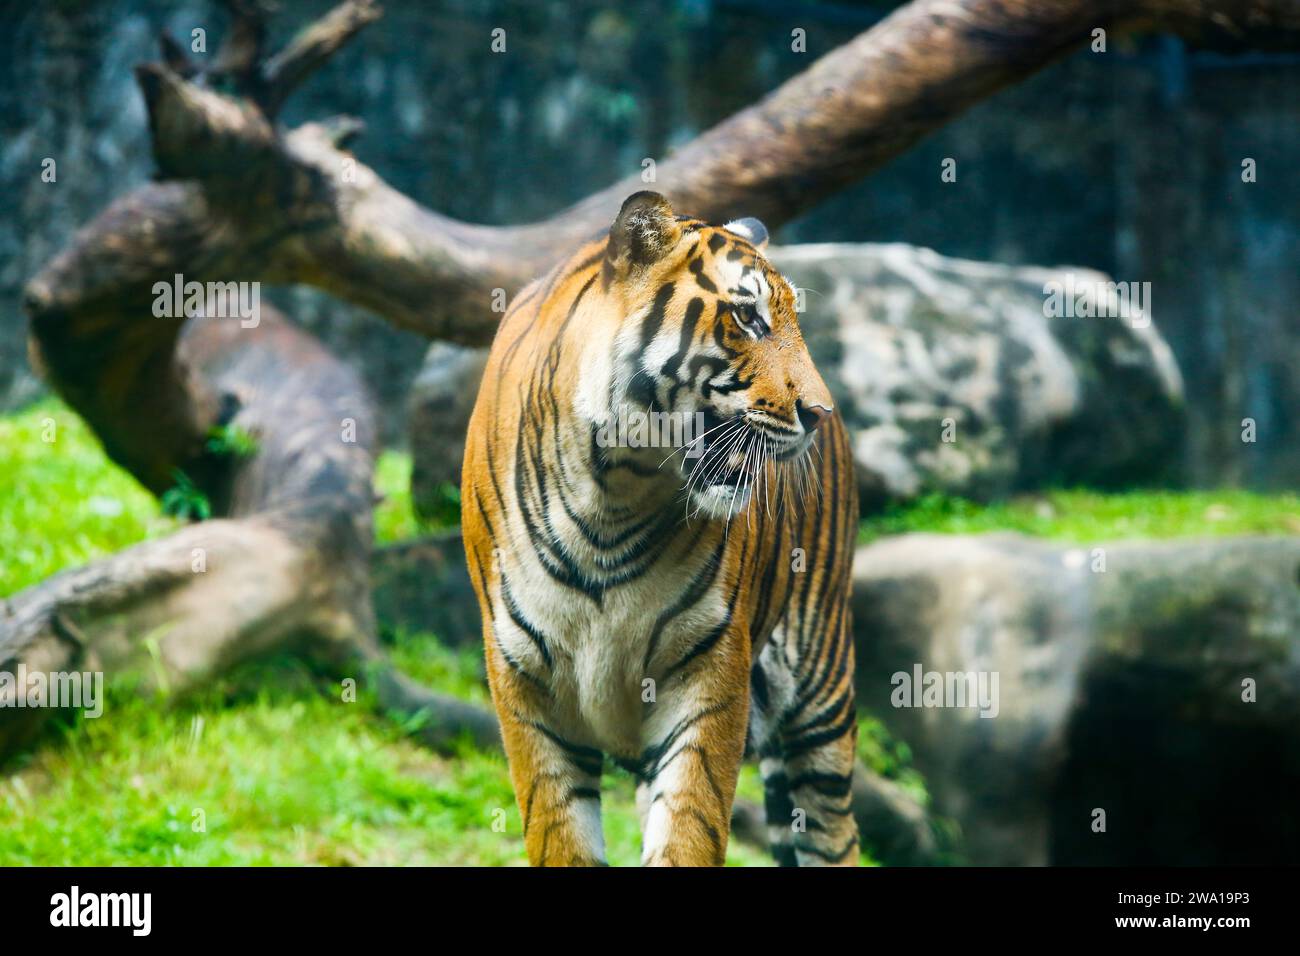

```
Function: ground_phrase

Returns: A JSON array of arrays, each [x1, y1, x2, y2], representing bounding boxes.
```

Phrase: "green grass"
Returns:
[[2, 660, 528, 866], [373, 451, 461, 540], [0, 398, 427, 596], [0, 644, 774, 866], [373, 450, 425, 545], [857, 715, 926, 804], [860, 489, 1300, 544], [0, 399, 777, 865], [0, 398, 176, 596]]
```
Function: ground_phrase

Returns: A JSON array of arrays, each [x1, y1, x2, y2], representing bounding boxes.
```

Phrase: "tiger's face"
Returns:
[[601, 191, 835, 520]]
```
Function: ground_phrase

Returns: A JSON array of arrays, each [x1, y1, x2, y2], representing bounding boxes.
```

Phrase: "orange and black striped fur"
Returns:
[[462, 192, 858, 866]]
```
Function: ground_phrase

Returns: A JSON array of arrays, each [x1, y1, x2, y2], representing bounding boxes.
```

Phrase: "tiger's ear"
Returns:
[[609, 191, 681, 272], [725, 217, 769, 250]]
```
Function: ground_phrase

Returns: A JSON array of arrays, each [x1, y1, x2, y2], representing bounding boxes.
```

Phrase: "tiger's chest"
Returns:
[[491, 528, 735, 758]]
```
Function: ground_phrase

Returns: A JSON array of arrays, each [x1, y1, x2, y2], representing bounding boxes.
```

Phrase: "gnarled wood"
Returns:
[[34, 0, 1300, 347]]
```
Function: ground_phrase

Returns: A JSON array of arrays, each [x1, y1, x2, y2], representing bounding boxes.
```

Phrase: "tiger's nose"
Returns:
[[796, 400, 833, 433]]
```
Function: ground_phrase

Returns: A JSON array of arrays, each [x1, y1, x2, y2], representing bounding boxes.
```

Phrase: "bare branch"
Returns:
[[158, 30, 199, 79], [38, 0, 1300, 347], [262, 0, 384, 115], [210, 0, 272, 89]]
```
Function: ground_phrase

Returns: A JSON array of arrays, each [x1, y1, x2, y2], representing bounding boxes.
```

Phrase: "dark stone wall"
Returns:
[[1, 1, 1296, 486]]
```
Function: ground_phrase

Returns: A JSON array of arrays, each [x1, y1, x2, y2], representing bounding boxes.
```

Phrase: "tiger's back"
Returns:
[[462, 192, 858, 866]]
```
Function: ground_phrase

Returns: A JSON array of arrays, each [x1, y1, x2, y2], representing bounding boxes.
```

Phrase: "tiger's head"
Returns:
[[594, 191, 835, 520]]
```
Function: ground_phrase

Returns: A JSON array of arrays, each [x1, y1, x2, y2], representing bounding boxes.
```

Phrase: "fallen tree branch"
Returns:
[[3, 287, 501, 760], [262, 0, 383, 115], [34, 0, 1300, 347], [367, 662, 502, 753]]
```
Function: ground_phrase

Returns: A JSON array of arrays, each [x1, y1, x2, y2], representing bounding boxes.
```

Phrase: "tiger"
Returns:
[[461, 191, 859, 866]]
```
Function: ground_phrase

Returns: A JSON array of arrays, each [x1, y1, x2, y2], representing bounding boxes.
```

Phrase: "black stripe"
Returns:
[[642, 527, 723, 670], [502, 577, 554, 669], [661, 617, 728, 685], [689, 256, 718, 293], [521, 715, 604, 777], [662, 296, 705, 408], [640, 282, 676, 351]]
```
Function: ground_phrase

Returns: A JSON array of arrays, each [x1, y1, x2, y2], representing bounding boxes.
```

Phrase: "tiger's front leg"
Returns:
[[485, 635, 607, 867], [638, 624, 751, 866]]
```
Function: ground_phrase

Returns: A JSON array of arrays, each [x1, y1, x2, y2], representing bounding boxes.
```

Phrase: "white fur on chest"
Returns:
[[493, 535, 727, 757]]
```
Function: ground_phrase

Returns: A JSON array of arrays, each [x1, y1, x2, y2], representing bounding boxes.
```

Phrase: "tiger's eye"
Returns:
[[733, 302, 763, 335]]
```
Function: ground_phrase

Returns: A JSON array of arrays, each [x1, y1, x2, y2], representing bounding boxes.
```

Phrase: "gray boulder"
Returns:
[[407, 243, 1185, 518], [852, 532, 1300, 865], [776, 243, 1184, 507]]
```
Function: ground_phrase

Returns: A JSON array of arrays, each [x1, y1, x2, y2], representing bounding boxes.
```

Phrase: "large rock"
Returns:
[[852, 532, 1300, 865], [407, 243, 1185, 518], [776, 243, 1184, 507]]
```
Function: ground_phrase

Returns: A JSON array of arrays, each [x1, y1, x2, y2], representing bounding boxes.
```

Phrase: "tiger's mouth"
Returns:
[[677, 405, 816, 520], [694, 446, 761, 490], [679, 411, 770, 519], [684, 410, 757, 488]]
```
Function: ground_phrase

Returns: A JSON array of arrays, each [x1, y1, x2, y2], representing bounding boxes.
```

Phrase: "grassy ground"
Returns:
[[859, 489, 1300, 543], [0, 399, 778, 865], [0, 399, 177, 595], [1, 652, 779, 866], [3, 397, 1295, 866]]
